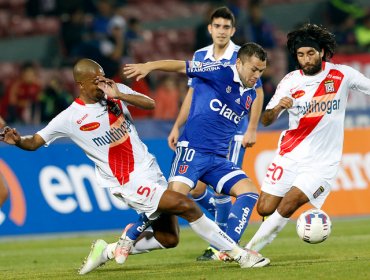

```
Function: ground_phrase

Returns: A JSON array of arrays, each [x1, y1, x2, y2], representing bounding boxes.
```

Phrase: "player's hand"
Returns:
[[123, 63, 150, 81], [278, 97, 293, 109], [95, 77, 120, 99], [242, 129, 257, 148], [168, 126, 179, 151], [1, 127, 21, 145]]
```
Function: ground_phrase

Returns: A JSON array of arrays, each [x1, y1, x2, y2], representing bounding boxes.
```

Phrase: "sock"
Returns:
[[0, 209, 5, 225], [126, 213, 152, 240], [226, 193, 258, 243], [246, 209, 289, 252], [192, 188, 216, 217], [131, 235, 165, 254], [189, 214, 237, 251], [214, 195, 232, 232], [104, 231, 165, 259]]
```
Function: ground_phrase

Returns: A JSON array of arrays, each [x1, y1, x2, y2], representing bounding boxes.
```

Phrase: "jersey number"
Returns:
[[266, 163, 284, 182], [137, 186, 151, 197], [181, 147, 195, 162]]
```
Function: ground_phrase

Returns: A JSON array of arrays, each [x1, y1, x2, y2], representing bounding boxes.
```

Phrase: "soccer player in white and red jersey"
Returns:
[[245, 23, 370, 254], [0, 58, 269, 274]]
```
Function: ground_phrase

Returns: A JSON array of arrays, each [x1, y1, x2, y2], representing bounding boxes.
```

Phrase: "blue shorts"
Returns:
[[228, 134, 246, 167], [168, 141, 248, 195]]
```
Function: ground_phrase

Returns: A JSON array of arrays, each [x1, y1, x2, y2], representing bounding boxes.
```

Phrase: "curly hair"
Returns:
[[287, 23, 337, 62]]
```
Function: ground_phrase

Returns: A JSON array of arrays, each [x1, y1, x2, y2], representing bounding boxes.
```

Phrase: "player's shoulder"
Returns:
[[193, 45, 212, 60]]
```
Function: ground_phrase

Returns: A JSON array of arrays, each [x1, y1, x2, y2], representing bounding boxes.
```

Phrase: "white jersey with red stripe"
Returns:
[[266, 61, 370, 168], [37, 83, 154, 189]]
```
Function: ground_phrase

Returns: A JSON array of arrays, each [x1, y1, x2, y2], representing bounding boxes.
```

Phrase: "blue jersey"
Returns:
[[189, 42, 262, 135], [180, 60, 257, 157]]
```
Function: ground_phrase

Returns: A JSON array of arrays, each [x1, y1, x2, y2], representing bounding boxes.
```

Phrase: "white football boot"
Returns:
[[235, 249, 270, 268], [115, 223, 135, 264], [78, 239, 108, 275]]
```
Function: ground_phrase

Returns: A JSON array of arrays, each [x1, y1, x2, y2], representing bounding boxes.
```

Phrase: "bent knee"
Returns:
[[162, 234, 179, 248], [256, 200, 275, 217]]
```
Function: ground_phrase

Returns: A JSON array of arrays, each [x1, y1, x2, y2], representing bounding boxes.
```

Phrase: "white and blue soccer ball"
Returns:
[[296, 209, 332, 244]]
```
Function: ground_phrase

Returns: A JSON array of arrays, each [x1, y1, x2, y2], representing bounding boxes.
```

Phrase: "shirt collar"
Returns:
[[204, 40, 236, 61], [231, 65, 254, 95]]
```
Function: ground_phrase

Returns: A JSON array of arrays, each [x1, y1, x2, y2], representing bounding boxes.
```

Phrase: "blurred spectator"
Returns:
[[241, 0, 277, 49], [124, 17, 143, 56], [331, 15, 358, 54], [326, 0, 365, 26], [6, 62, 43, 124], [355, 12, 370, 51], [153, 75, 180, 120], [61, 7, 89, 58], [40, 75, 73, 122], [193, 5, 214, 52], [91, 0, 115, 38]]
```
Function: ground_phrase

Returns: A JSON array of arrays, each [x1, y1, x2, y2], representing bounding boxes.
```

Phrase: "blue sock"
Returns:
[[193, 188, 216, 218], [126, 213, 153, 240], [214, 195, 232, 232], [226, 193, 259, 243]]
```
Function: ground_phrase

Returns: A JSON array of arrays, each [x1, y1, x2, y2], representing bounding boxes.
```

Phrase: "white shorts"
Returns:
[[261, 155, 336, 209], [109, 159, 167, 220]]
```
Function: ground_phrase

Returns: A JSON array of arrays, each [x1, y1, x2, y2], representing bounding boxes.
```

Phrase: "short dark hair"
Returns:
[[287, 23, 337, 61], [237, 42, 267, 62], [209, 6, 235, 27]]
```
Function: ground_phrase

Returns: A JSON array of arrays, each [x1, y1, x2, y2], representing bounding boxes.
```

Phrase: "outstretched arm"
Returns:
[[123, 60, 186, 81], [261, 97, 293, 126], [1, 127, 45, 151], [168, 87, 193, 150], [95, 77, 155, 110]]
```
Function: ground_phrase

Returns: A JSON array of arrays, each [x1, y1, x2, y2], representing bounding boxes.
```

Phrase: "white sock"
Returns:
[[189, 214, 239, 253], [104, 232, 165, 260], [131, 236, 164, 254], [246, 210, 289, 252], [0, 209, 5, 225]]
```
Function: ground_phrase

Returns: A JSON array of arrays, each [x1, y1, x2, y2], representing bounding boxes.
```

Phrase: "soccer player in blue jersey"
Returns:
[[123, 41, 267, 262], [167, 6, 265, 261]]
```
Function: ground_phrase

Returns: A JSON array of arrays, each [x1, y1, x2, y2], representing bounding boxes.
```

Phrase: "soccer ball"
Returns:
[[296, 209, 332, 244]]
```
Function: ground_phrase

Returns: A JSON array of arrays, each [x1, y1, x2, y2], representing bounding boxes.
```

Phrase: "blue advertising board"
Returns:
[[0, 139, 176, 236]]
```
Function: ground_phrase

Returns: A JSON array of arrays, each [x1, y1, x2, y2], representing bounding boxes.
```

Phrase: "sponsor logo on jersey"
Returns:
[[292, 90, 305, 99], [188, 61, 228, 73], [235, 98, 240, 104], [178, 165, 189, 174], [92, 119, 132, 146], [324, 80, 335, 93], [297, 99, 340, 116], [226, 86, 232, 93], [80, 122, 101, 131], [209, 98, 244, 124], [76, 114, 88, 124]]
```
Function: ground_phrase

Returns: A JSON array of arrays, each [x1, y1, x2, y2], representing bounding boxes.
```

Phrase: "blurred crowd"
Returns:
[[0, 0, 369, 125]]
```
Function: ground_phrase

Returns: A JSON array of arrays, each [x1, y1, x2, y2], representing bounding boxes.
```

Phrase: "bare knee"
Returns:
[[256, 199, 275, 217], [176, 197, 203, 222], [190, 181, 207, 198]]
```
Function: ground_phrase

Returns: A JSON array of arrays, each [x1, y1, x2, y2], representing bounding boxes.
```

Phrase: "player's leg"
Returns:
[[246, 188, 307, 252], [203, 158, 259, 245], [190, 181, 216, 217]]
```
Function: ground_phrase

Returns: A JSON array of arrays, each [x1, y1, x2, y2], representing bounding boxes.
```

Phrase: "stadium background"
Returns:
[[0, 0, 369, 237]]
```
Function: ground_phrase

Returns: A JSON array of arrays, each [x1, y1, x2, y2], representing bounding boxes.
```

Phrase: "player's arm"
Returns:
[[168, 87, 193, 150], [124, 60, 186, 81], [1, 127, 45, 151], [242, 87, 264, 148], [261, 97, 293, 126], [95, 77, 155, 109]]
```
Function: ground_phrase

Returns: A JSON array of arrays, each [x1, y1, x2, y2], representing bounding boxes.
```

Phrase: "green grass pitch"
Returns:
[[0, 216, 369, 280]]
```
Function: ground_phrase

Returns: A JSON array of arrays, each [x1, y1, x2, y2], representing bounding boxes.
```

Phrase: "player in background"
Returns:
[[168, 6, 264, 261], [122, 42, 267, 264], [245, 23, 370, 254], [0, 115, 9, 224], [0, 58, 270, 274]]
